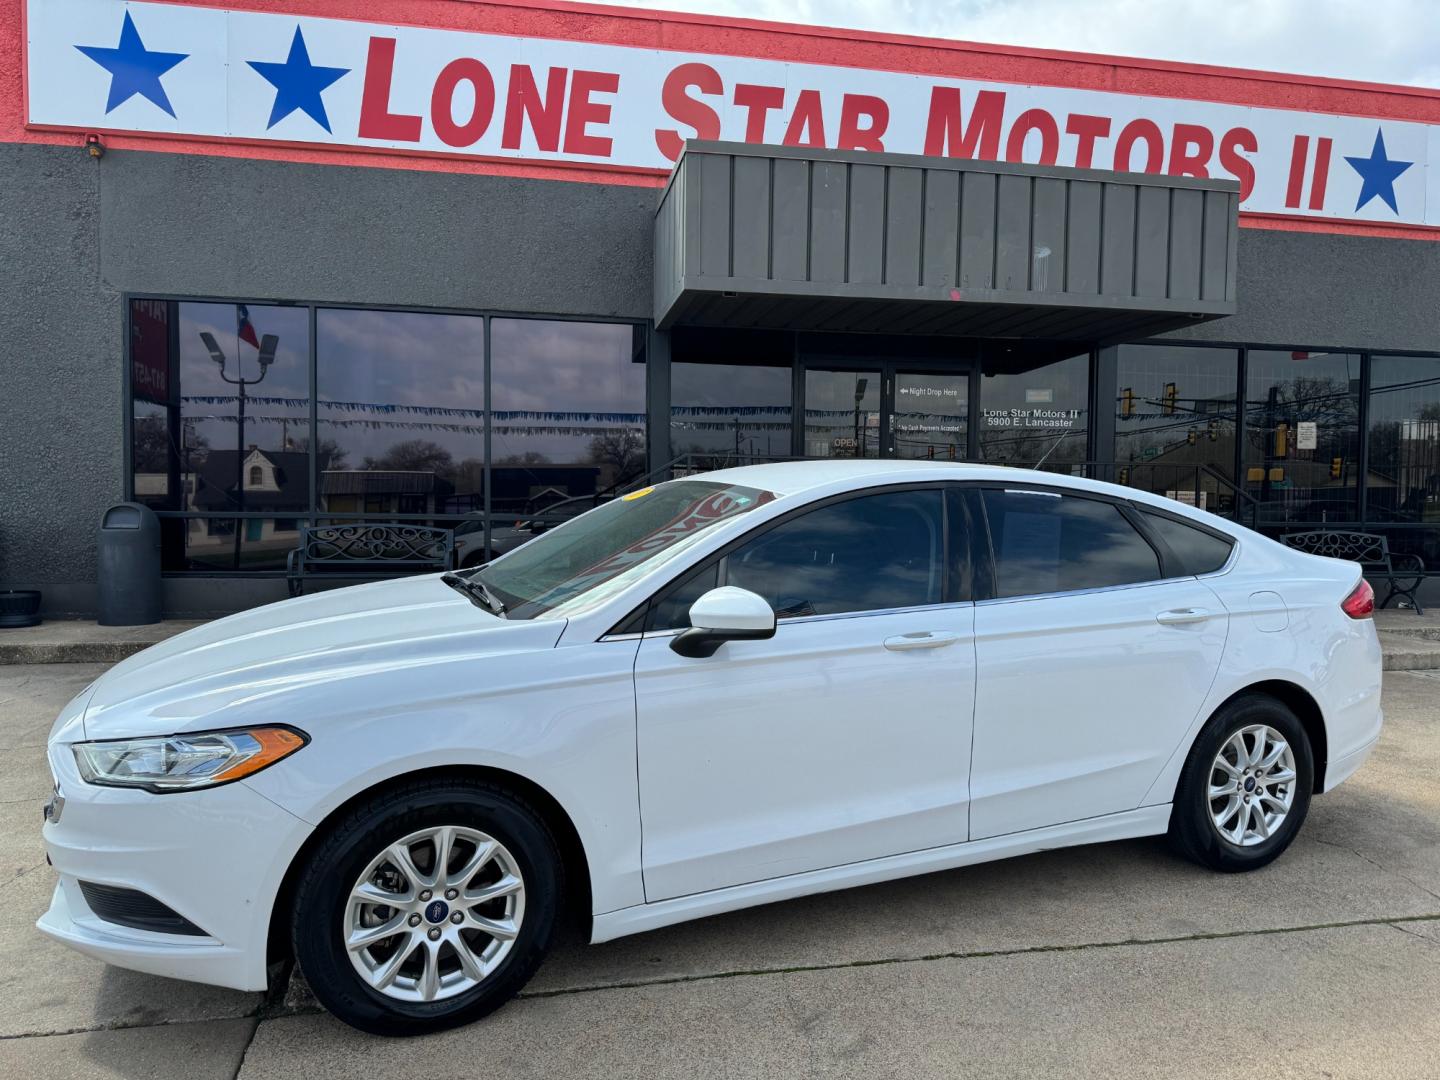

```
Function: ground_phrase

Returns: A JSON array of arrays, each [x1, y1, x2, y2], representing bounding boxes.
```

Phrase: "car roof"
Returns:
[[686, 459, 1089, 497], [673, 459, 1249, 536]]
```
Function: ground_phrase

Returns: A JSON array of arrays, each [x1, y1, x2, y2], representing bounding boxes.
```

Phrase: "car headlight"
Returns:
[[71, 726, 308, 793]]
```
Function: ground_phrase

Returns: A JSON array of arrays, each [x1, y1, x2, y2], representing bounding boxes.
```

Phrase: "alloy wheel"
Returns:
[[1207, 724, 1298, 847], [343, 825, 526, 1003]]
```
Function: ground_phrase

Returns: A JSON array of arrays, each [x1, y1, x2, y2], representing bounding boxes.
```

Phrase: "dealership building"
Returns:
[[3, 0, 1439, 615]]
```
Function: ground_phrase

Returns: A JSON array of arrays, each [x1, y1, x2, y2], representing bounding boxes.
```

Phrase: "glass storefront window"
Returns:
[[130, 299, 311, 571], [490, 319, 646, 516], [672, 359, 792, 468], [129, 298, 1440, 577], [1243, 349, 1361, 524], [1116, 344, 1239, 514], [317, 310, 486, 519], [977, 349, 1089, 470], [129, 298, 647, 573], [1368, 355, 1440, 526]]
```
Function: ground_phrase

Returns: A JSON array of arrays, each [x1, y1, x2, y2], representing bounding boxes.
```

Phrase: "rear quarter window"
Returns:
[[1138, 509, 1235, 575]]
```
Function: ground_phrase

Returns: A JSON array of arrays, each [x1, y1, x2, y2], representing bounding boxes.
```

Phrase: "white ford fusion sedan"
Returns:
[[40, 461, 1383, 1035]]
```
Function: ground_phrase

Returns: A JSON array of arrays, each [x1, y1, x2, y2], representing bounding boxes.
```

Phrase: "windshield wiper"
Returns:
[[442, 571, 507, 616]]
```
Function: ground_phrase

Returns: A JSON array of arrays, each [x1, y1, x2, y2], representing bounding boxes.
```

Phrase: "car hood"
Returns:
[[77, 575, 565, 741]]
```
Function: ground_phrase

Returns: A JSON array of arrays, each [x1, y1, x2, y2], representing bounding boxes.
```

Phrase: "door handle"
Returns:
[[1156, 607, 1213, 625], [883, 631, 961, 651]]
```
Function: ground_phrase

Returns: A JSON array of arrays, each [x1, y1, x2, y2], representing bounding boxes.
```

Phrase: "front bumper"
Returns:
[[37, 747, 313, 993], [37, 878, 262, 990]]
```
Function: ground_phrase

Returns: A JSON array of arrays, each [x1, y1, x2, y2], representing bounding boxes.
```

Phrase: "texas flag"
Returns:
[[236, 304, 261, 350]]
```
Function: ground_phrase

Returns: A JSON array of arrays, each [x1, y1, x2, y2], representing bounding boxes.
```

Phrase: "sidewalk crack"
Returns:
[[519, 912, 1440, 1002]]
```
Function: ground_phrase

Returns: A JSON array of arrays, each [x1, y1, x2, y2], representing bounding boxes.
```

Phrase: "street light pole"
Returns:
[[199, 330, 278, 570], [853, 377, 868, 460]]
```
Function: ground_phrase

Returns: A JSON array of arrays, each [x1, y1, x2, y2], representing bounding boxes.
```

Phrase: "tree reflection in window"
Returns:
[[489, 319, 646, 518], [1243, 350, 1360, 523]]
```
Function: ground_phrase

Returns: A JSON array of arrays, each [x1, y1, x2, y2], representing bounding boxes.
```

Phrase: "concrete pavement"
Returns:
[[0, 662, 1435, 1078]]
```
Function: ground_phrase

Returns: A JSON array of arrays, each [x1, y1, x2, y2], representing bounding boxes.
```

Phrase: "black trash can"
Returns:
[[97, 503, 162, 626]]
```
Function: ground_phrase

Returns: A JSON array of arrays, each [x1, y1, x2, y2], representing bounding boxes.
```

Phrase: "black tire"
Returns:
[[1168, 694, 1314, 872], [291, 777, 562, 1036]]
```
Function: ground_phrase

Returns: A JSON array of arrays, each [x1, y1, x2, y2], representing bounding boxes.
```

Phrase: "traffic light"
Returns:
[[1331, 457, 1343, 479], [1274, 422, 1289, 458], [1117, 467, 1130, 485], [1207, 419, 1218, 442], [1162, 383, 1177, 415], [1120, 387, 1134, 419], [1187, 429, 1198, 445]]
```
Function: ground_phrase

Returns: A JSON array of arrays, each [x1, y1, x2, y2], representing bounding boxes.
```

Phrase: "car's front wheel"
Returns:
[[291, 778, 562, 1035], [1169, 694, 1314, 872]]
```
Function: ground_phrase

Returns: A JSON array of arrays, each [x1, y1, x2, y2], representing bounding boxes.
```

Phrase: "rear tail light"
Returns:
[[1341, 578, 1374, 619]]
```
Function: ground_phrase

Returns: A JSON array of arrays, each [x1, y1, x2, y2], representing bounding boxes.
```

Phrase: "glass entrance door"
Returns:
[[804, 368, 884, 458], [891, 371, 968, 461], [802, 365, 969, 459]]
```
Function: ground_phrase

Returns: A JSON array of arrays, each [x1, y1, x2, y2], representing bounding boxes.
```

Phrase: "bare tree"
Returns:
[[364, 439, 455, 474], [588, 428, 646, 483]]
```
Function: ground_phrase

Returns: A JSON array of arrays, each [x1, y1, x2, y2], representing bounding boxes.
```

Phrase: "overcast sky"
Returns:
[[591, 0, 1440, 88]]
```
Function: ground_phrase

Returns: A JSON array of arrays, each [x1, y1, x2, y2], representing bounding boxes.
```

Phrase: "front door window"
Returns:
[[725, 489, 946, 617]]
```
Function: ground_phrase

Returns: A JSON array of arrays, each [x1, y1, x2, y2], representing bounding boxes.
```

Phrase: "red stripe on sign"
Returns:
[[1240, 212, 1440, 242], [1308, 137, 1332, 211], [1285, 135, 1309, 209]]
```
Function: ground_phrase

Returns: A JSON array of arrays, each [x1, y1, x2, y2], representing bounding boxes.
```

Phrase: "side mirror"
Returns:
[[671, 587, 776, 658]]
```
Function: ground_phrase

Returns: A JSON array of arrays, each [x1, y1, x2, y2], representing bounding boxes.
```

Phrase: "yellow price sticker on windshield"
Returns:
[[621, 486, 655, 501]]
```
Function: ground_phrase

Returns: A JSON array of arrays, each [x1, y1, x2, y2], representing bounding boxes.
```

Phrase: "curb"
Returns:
[[1378, 633, 1440, 672], [0, 642, 160, 665]]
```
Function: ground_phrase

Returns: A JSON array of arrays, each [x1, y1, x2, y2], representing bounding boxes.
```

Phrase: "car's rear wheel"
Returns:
[[1169, 695, 1314, 872], [291, 779, 562, 1035]]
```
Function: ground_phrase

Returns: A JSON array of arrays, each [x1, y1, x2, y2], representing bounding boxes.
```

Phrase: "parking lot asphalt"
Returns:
[[0, 662, 1436, 1078]]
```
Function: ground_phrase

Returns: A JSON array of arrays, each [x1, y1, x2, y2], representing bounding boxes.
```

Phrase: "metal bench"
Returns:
[[287, 524, 456, 597], [1280, 530, 1425, 614]]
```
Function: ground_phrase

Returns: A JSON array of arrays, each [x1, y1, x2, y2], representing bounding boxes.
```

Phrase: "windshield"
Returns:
[[473, 480, 774, 620]]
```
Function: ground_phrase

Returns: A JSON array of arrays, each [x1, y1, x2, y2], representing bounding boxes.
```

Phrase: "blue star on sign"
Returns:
[[75, 11, 188, 117], [1344, 129, 1413, 215], [247, 27, 349, 133]]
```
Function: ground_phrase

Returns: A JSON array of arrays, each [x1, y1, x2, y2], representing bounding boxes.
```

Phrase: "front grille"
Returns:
[[78, 882, 207, 937]]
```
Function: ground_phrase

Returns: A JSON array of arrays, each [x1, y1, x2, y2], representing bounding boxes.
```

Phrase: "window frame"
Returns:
[[611, 482, 969, 636], [122, 292, 647, 577]]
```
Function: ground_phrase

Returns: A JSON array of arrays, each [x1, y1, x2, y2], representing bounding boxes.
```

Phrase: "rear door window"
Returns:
[[981, 489, 1162, 598]]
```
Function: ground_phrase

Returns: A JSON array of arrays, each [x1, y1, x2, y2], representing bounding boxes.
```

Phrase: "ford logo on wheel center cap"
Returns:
[[425, 899, 449, 924], [1243, 777, 1257, 792]]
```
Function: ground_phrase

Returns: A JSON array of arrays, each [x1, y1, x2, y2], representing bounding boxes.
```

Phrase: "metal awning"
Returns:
[[654, 142, 1239, 342]]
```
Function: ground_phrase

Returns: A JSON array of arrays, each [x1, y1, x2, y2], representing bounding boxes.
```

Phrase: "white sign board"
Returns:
[[1296, 421, 1318, 450], [24, 0, 1438, 231]]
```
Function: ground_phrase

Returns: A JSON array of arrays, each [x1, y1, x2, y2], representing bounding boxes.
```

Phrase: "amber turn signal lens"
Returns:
[[211, 727, 308, 782]]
